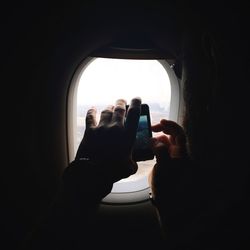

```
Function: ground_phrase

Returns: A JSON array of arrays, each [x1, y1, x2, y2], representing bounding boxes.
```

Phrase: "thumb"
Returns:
[[152, 139, 170, 166]]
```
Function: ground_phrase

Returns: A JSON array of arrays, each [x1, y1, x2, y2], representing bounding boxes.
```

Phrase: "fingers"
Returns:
[[97, 98, 138, 128], [125, 97, 141, 132], [151, 123, 164, 132], [160, 119, 186, 146], [151, 135, 170, 159], [160, 119, 184, 135], [152, 119, 186, 146], [151, 138, 170, 165], [152, 134, 171, 147], [98, 105, 114, 126], [111, 99, 127, 125], [85, 107, 97, 129], [125, 97, 142, 145]]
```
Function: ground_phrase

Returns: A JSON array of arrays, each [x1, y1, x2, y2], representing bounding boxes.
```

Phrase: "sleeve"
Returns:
[[151, 159, 226, 249], [151, 159, 202, 248], [25, 159, 114, 250]]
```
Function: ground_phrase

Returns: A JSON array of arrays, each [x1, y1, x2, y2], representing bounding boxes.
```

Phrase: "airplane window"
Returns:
[[69, 57, 180, 202]]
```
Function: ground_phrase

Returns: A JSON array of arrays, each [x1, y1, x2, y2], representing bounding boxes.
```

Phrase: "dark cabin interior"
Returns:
[[2, 2, 250, 249]]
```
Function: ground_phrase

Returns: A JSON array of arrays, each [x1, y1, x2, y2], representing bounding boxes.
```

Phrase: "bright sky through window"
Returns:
[[77, 58, 170, 109], [76, 58, 171, 185]]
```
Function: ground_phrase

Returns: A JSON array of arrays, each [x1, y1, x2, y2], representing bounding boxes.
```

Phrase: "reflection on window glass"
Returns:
[[76, 58, 171, 183]]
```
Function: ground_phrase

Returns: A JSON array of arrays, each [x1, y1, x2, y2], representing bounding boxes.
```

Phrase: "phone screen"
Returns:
[[132, 106, 154, 161], [133, 115, 152, 152]]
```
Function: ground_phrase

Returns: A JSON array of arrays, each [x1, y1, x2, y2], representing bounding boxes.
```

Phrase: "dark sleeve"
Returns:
[[25, 160, 113, 250], [152, 159, 204, 248], [153, 160, 232, 249]]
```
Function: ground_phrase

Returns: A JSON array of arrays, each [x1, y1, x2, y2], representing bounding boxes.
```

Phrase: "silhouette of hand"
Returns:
[[151, 119, 187, 163], [148, 119, 188, 202], [75, 97, 141, 182]]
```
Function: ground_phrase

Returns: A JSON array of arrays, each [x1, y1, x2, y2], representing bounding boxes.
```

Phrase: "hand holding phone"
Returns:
[[126, 103, 154, 162]]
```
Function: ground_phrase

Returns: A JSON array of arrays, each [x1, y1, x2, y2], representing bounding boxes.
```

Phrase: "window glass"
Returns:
[[76, 58, 171, 189]]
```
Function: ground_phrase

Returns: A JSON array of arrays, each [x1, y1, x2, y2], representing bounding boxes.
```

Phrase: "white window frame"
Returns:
[[67, 57, 181, 204]]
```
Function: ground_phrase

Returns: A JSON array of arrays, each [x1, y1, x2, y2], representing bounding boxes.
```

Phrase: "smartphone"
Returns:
[[126, 103, 154, 161]]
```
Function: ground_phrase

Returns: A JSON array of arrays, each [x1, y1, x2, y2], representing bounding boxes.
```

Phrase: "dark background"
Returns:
[[2, 1, 250, 249]]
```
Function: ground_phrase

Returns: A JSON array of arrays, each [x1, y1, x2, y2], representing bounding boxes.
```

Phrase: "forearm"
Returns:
[[25, 160, 113, 249], [152, 159, 201, 247], [153, 160, 220, 248]]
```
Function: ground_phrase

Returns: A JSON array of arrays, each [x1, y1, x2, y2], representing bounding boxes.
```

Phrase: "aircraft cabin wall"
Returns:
[[3, 2, 249, 249]]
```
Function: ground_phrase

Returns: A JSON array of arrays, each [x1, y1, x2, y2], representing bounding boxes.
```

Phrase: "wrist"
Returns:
[[63, 159, 114, 202]]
